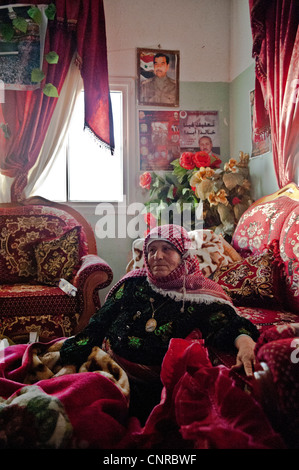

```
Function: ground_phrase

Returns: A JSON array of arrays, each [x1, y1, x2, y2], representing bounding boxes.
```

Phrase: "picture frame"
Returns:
[[250, 89, 271, 157], [138, 109, 180, 170], [137, 47, 180, 107], [179, 110, 220, 155]]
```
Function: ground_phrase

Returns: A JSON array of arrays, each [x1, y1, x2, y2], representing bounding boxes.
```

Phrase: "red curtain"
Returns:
[[249, 0, 299, 187], [0, 0, 114, 201]]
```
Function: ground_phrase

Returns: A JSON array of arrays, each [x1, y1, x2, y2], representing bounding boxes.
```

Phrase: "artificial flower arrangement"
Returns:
[[139, 150, 253, 239]]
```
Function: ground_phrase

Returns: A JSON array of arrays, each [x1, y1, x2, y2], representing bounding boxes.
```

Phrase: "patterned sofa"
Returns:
[[209, 183, 299, 372], [0, 196, 113, 343]]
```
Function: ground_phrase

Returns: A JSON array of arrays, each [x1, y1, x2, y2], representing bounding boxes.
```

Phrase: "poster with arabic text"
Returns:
[[179, 110, 220, 155]]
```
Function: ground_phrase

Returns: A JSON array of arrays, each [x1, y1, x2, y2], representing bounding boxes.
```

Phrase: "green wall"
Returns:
[[181, 74, 279, 200], [229, 64, 278, 200], [180, 81, 230, 161]]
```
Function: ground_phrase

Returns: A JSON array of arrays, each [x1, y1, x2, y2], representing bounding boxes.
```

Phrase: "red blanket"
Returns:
[[0, 336, 285, 449], [0, 340, 140, 449], [136, 337, 285, 449]]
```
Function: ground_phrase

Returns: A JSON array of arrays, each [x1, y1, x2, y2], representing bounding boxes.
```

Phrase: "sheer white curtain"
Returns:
[[0, 174, 13, 203], [25, 57, 83, 198]]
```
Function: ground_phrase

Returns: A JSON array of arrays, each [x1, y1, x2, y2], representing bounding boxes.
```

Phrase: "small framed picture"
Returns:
[[137, 48, 180, 107], [250, 89, 271, 157]]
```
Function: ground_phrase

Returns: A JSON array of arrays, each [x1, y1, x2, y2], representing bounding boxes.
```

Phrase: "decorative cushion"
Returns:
[[35, 226, 81, 286], [212, 251, 283, 308], [188, 229, 242, 277], [0, 206, 87, 285], [279, 207, 299, 313], [284, 262, 299, 314], [232, 195, 298, 256]]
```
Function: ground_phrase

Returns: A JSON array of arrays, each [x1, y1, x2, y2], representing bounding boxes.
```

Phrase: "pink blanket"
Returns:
[[0, 336, 285, 449], [0, 340, 140, 449]]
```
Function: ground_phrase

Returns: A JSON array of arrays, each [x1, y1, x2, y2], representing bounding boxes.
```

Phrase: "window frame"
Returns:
[[64, 77, 136, 214]]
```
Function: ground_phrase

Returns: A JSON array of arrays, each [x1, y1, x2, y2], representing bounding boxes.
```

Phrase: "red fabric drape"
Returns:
[[0, 1, 114, 201], [249, 0, 299, 187]]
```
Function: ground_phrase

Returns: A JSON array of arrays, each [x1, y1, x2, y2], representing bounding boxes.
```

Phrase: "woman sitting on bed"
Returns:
[[58, 224, 259, 420]]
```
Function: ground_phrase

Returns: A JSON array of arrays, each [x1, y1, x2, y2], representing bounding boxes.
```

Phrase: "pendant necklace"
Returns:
[[145, 297, 168, 333]]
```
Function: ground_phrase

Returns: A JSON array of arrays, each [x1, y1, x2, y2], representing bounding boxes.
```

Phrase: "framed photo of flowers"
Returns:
[[137, 47, 180, 107]]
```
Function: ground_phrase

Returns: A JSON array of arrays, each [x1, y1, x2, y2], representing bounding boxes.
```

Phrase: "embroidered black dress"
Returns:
[[60, 277, 259, 368], [60, 277, 259, 422]]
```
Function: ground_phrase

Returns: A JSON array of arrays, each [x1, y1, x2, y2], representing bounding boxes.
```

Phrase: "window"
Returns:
[[35, 80, 133, 203]]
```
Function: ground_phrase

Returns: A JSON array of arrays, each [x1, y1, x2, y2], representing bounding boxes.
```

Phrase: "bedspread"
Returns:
[[0, 335, 286, 449], [0, 339, 138, 449]]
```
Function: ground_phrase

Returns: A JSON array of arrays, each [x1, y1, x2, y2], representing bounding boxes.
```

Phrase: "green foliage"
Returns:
[[31, 68, 46, 83], [0, 4, 58, 97], [45, 51, 59, 65], [27, 7, 43, 25], [12, 16, 28, 34], [45, 4, 57, 21], [0, 23, 14, 41], [0, 4, 59, 138], [43, 83, 59, 98], [142, 167, 201, 230]]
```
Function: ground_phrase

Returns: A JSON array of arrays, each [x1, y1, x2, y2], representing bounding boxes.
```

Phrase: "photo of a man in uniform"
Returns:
[[138, 49, 179, 107]]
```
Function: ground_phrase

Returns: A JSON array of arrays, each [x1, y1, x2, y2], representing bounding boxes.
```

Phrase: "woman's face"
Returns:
[[147, 240, 182, 277]]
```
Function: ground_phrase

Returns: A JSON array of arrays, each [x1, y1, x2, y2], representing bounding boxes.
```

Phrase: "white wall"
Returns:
[[229, 0, 279, 199], [229, 0, 254, 80], [104, 0, 231, 82]]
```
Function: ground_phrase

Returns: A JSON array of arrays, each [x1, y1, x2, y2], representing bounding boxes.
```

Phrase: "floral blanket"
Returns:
[[0, 334, 286, 449], [0, 339, 137, 449]]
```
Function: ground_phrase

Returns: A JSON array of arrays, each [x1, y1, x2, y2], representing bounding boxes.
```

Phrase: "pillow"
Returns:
[[212, 251, 283, 308], [280, 208, 299, 313], [284, 262, 299, 314], [232, 195, 299, 256], [35, 226, 81, 286], [0, 213, 68, 284]]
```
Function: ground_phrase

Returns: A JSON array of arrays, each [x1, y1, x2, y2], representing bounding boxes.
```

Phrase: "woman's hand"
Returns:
[[231, 335, 257, 377]]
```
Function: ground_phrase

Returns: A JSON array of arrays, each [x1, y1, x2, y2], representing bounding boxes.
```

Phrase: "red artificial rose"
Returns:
[[139, 172, 152, 189], [143, 212, 157, 227], [179, 152, 195, 170], [193, 151, 211, 168], [143, 212, 156, 237], [232, 197, 242, 205], [210, 157, 222, 169]]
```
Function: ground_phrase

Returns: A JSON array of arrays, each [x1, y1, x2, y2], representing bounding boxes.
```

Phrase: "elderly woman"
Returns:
[[59, 224, 259, 420]]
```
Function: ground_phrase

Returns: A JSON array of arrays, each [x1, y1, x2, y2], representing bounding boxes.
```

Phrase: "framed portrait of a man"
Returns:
[[137, 48, 180, 107]]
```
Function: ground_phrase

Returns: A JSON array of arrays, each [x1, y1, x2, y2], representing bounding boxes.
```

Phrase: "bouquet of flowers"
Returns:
[[139, 151, 253, 239]]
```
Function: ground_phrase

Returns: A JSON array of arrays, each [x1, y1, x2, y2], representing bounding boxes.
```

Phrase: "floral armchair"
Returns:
[[0, 196, 113, 343]]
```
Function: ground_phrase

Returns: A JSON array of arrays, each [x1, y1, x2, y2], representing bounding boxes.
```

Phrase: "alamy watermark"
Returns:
[[290, 338, 299, 364], [94, 197, 204, 239], [0, 80, 4, 104]]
